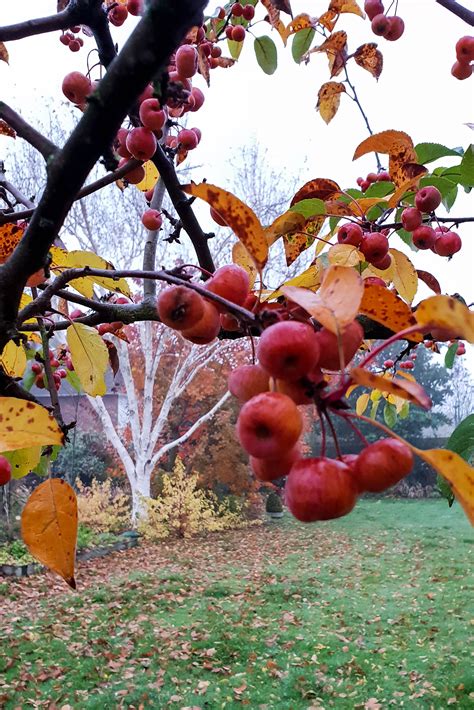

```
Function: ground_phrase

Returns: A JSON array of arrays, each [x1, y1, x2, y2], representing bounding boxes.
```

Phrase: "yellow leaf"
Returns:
[[135, 160, 159, 192], [182, 183, 268, 270], [415, 295, 474, 343], [19, 293, 35, 324], [328, 243, 364, 267], [411, 448, 474, 525], [329, 0, 365, 18], [283, 265, 363, 334], [21, 479, 78, 588], [232, 241, 257, 289], [0, 341, 27, 378], [350, 197, 388, 215], [350, 367, 432, 409], [0, 398, 64, 453], [269, 263, 322, 300], [359, 283, 422, 342], [50, 248, 131, 297], [389, 248, 418, 303], [66, 323, 109, 396], [287, 13, 315, 34], [283, 215, 325, 266], [356, 393, 370, 415], [264, 211, 306, 246], [316, 81, 346, 124], [353, 129, 414, 160], [5, 446, 42, 479]]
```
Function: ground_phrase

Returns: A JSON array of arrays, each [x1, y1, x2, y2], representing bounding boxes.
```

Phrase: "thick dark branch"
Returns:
[[436, 0, 474, 25], [0, 103, 57, 161], [0, 5, 81, 42], [0, 366, 41, 404], [153, 144, 215, 274], [0, 0, 208, 353]]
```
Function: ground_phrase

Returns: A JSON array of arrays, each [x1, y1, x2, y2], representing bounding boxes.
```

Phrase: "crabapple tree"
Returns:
[[0, 0, 473, 587]]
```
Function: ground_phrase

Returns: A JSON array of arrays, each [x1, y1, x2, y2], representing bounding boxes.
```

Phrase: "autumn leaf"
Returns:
[[50, 248, 131, 297], [291, 178, 342, 205], [0, 398, 64, 453], [232, 241, 258, 288], [316, 31, 348, 77], [317, 81, 346, 124], [416, 270, 441, 295], [197, 44, 211, 86], [415, 295, 474, 343], [351, 368, 432, 409], [270, 0, 293, 16], [318, 10, 338, 31], [182, 182, 268, 269], [265, 210, 306, 245], [387, 174, 427, 208], [0, 222, 24, 262], [66, 323, 109, 396], [329, 0, 364, 17], [359, 283, 422, 342], [212, 56, 236, 68], [353, 43, 383, 79], [4, 446, 43, 479], [0, 340, 27, 378], [287, 13, 314, 35], [135, 160, 159, 192], [356, 392, 370, 415], [328, 243, 364, 267], [0, 42, 9, 64], [353, 129, 426, 188], [269, 262, 322, 299], [0, 119, 16, 138], [411, 448, 474, 525], [283, 215, 325, 265], [21, 479, 78, 588], [283, 265, 363, 333], [389, 248, 418, 303]]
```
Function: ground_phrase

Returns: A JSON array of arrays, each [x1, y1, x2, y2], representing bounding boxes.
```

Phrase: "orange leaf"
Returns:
[[0, 119, 15, 138], [387, 174, 426, 208], [283, 215, 325, 265], [415, 295, 474, 343], [0, 222, 24, 262], [182, 182, 267, 269], [353, 43, 383, 79], [261, 0, 281, 28], [292, 178, 342, 205], [265, 210, 306, 246], [329, 0, 365, 17], [283, 265, 363, 333], [350, 367, 432, 409], [21, 479, 78, 588], [197, 45, 211, 86], [353, 130, 414, 160], [287, 13, 315, 34], [317, 30, 348, 76], [316, 81, 346, 124], [389, 160, 427, 189], [324, 199, 354, 217], [359, 283, 422, 342], [318, 10, 338, 31], [411, 449, 474, 525]]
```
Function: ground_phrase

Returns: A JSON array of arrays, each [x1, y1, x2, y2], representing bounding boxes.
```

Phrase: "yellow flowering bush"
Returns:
[[76, 479, 130, 533]]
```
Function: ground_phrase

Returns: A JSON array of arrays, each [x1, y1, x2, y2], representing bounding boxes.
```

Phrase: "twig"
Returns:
[[0, 103, 57, 161], [436, 0, 474, 25], [343, 65, 383, 172]]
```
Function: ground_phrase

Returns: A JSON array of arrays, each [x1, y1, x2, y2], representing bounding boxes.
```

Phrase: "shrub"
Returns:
[[52, 431, 114, 486], [139, 456, 259, 541], [76, 479, 130, 533], [266, 491, 283, 514]]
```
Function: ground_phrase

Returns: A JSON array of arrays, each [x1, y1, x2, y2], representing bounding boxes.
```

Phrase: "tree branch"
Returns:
[[0, 0, 208, 353], [0, 103, 57, 161], [0, 4, 81, 42], [436, 0, 474, 25]]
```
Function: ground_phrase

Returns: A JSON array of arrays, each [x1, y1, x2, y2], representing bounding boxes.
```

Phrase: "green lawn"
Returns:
[[1, 499, 473, 708]]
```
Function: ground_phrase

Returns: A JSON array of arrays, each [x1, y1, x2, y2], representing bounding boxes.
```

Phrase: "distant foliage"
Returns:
[[139, 456, 260, 540], [76, 479, 130, 533]]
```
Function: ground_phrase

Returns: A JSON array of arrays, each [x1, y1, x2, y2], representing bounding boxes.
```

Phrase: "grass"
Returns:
[[0, 499, 473, 708]]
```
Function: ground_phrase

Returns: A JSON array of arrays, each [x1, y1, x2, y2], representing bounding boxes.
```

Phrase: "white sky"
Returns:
[[0, 0, 473, 369]]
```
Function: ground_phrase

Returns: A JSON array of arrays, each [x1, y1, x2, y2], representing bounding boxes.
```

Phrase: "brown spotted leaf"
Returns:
[[324, 199, 354, 217], [291, 178, 342, 205], [317, 31, 348, 77], [197, 45, 211, 86], [415, 295, 474, 343], [329, 0, 365, 17], [0, 222, 24, 262], [318, 10, 338, 31], [0, 119, 16, 138], [287, 13, 315, 35], [0, 42, 9, 64], [0, 398, 64, 453], [22, 479, 78, 588], [182, 182, 267, 269], [360, 283, 422, 342], [261, 0, 281, 28], [353, 43, 383, 79], [353, 130, 414, 160], [265, 210, 306, 246], [283, 265, 363, 333], [212, 56, 236, 68], [350, 368, 432, 409], [284, 215, 325, 265], [317, 81, 346, 124]]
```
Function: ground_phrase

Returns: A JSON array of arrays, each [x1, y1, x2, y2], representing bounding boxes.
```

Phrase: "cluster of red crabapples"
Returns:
[[30, 347, 72, 391], [337, 185, 462, 268], [227, 317, 414, 522], [364, 1, 405, 42], [451, 35, 474, 80]]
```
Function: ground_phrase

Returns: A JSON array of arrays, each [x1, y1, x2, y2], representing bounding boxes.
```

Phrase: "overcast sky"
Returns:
[[1, 1, 473, 369]]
